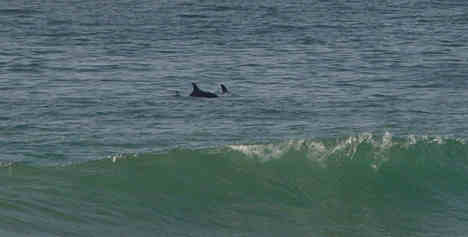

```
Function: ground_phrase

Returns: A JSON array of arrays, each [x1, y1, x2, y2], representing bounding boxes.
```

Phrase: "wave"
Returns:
[[2, 134, 468, 236]]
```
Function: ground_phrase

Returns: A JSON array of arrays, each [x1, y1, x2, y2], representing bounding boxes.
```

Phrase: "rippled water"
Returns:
[[1, 0, 467, 164], [1, 0, 468, 236]]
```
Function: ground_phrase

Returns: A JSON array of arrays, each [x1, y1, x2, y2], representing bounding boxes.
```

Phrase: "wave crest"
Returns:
[[228, 133, 467, 170]]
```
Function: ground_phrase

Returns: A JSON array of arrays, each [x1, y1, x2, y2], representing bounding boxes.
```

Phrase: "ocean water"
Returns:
[[1, 0, 468, 236]]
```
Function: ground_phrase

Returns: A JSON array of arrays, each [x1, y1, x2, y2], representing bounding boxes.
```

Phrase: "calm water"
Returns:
[[1, 0, 468, 236]]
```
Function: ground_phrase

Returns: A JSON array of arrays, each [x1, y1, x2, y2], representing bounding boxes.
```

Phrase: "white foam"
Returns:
[[228, 133, 465, 170], [108, 153, 138, 163], [0, 161, 14, 168]]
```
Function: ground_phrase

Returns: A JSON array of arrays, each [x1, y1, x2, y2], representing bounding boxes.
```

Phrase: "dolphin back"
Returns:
[[190, 83, 219, 98]]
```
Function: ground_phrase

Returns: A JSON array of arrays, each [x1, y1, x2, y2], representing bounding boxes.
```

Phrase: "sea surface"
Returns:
[[1, 0, 468, 236]]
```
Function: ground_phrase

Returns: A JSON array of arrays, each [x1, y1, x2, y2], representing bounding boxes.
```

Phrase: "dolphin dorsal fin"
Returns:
[[192, 82, 200, 92], [220, 84, 228, 93]]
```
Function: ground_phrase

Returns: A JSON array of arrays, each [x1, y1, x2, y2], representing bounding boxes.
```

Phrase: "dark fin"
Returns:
[[192, 82, 200, 92], [220, 84, 228, 93], [190, 82, 218, 98], [190, 82, 199, 96]]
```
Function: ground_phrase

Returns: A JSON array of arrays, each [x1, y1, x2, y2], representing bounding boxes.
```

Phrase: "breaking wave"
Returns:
[[2, 134, 468, 237]]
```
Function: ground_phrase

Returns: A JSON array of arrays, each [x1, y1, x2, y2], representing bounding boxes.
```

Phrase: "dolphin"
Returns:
[[220, 84, 228, 94], [190, 83, 219, 98]]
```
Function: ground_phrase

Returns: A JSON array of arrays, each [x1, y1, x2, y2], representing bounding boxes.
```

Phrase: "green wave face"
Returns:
[[2, 134, 468, 237]]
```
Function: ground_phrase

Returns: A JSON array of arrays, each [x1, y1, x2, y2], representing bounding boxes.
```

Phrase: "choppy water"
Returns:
[[1, 0, 468, 236]]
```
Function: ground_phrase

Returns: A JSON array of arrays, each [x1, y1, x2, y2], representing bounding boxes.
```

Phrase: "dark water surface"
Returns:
[[1, 0, 468, 236]]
